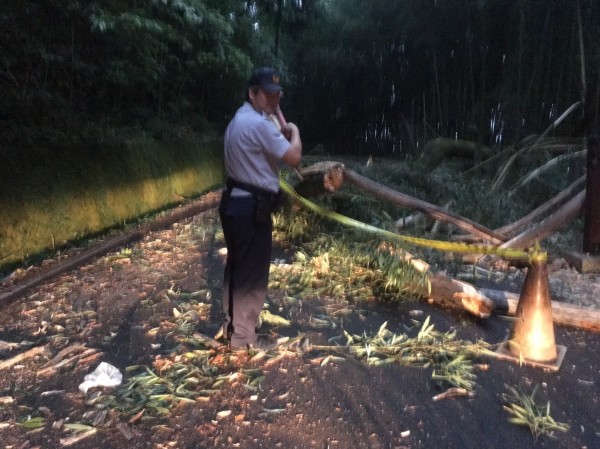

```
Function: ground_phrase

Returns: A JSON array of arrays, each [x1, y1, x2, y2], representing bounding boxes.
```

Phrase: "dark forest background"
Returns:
[[2, 0, 599, 155]]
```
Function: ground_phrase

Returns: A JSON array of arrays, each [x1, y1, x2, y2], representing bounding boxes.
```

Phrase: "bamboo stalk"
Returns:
[[499, 190, 585, 249], [507, 151, 586, 198], [342, 168, 507, 244], [496, 175, 586, 237]]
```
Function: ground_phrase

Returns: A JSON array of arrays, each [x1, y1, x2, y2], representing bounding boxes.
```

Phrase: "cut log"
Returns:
[[481, 288, 600, 332], [295, 162, 345, 197], [415, 273, 494, 319]]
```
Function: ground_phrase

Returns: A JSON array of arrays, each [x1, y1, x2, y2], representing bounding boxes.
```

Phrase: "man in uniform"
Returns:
[[218, 67, 302, 351]]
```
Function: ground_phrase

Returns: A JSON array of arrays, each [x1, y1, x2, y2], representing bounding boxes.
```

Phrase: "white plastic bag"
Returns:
[[78, 362, 123, 394]]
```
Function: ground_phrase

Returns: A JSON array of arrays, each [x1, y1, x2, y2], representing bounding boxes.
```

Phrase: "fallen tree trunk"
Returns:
[[342, 168, 508, 244], [481, 288, 600, 332], [379, 243, 494, 318], [499, 190, 586, 249], [294, 162, 507, 244], [453, 175, 587, 244], [290, 163, 600, 328], [415, 273, 495, 319], [496, 175, 586, 237]]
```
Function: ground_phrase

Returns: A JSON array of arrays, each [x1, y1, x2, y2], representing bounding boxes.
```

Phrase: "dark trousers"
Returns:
[[219, 194, 272, 347]]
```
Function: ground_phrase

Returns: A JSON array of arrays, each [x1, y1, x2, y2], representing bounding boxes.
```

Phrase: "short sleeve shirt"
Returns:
[[224, 102, 290, 193]]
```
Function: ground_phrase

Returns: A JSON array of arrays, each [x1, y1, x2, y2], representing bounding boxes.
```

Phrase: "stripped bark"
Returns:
[[396, 200, 453, 232], [37, 346, 102, 378], [395, 212, 427, 229], [60, 429, 98, 447]]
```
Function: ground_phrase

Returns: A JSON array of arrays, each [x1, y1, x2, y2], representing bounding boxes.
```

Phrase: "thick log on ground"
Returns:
[[295, 162, 345, 197], [414, 274, 494, 319], [480, 288, 600, 332], [379, 243, 494, 318]]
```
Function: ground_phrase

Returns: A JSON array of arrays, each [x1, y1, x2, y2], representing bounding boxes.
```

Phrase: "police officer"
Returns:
[[218, 67, 302, 351]]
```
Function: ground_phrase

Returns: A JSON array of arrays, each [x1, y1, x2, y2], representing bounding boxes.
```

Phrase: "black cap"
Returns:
[[247, 67, 282, 93]]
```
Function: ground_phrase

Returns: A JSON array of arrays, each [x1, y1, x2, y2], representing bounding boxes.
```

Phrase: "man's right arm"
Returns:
[[281, 122, 302, 168]]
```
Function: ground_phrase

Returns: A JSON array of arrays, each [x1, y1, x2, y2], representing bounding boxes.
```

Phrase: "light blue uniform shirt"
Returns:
[[224, 102, 290, 195]]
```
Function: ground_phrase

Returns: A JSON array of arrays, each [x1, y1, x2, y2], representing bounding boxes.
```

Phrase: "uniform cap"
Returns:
[[248, 67, 282, 93]]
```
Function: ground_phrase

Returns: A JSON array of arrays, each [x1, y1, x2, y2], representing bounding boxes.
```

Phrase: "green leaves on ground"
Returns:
[[342, 317, 491, 391], [502, 384, 570, 439]]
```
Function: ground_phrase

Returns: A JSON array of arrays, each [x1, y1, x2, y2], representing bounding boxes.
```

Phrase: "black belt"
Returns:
[[226, 178, 277, 198]]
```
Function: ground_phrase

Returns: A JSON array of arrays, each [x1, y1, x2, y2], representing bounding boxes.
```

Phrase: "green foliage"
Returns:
[[343, 317, 493, 390], [2, 0, 598, 153], [0, 0, 264, 144], [287, 0, 599, 154], [271, 204, 425, 303], [502, 384, 570, 439]]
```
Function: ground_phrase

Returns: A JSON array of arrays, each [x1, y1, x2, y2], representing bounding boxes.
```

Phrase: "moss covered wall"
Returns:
[[0, 138, 224, 267]]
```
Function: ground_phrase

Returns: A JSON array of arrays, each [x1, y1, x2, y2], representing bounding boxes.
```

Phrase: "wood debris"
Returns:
[[59, 428, 97, 447], [0, 346, 48, 371], [432, 387, 475, 401], [37, 344, 103, 377]]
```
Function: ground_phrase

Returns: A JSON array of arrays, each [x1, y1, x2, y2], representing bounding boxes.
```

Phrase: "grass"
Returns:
[[0, 137, 224, 271]]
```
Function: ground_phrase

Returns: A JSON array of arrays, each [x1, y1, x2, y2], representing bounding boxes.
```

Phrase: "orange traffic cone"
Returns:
[[495, 251, 567, 371]]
